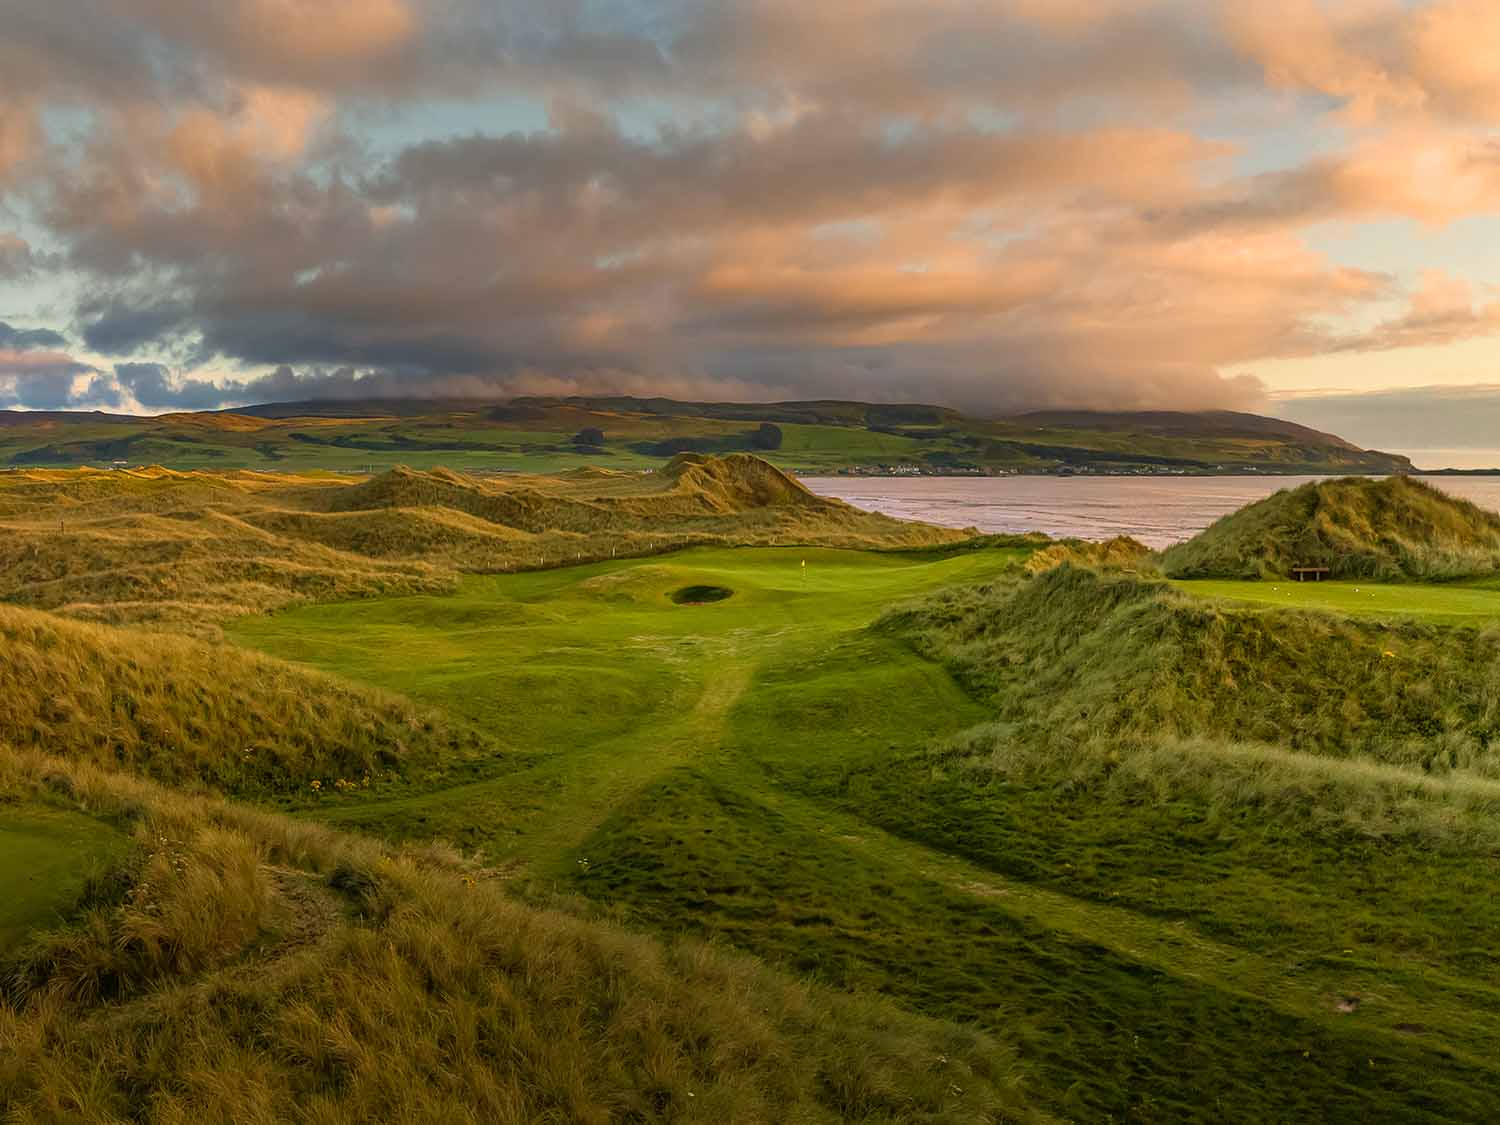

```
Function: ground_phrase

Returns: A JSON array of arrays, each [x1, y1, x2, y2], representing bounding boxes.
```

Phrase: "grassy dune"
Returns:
[[891, 564, 1500, 770], [1160, 475, 1500, 580], [0, 603, 502, 797], [0, 456, 960, 634]]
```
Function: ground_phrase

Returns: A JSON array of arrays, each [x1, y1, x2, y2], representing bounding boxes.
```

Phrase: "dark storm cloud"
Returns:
[[0, 321, 68, 351], [80, 301, 196, 355]]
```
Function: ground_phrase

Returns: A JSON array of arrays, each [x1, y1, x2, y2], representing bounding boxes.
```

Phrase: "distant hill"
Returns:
[[1009, 409, 1365, 448], [1159, 475, 1500, 580], [0, 397, 1413, 475]]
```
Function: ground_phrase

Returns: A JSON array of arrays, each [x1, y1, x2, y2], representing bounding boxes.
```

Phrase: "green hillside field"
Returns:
[[0, 397, 1414, 475]]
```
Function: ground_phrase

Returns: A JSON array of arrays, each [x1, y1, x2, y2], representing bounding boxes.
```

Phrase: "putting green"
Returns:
[[1173, 577, 1500, 623], [0, 806, 125, 951]]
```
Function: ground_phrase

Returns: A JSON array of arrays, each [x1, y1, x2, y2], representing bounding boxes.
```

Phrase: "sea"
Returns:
[[801, 474, 1500, 550]]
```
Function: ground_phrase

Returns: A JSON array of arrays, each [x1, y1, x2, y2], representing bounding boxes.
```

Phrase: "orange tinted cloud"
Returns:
[[3, 0, 1500, 414]]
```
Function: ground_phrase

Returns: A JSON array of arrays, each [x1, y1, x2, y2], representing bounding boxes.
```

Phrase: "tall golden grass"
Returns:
[[0, 747, 1036, 1123], [0, 603, 499, 796]]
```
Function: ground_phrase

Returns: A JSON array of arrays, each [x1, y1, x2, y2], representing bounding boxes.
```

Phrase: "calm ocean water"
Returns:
[[802, 474, 1500, 550]]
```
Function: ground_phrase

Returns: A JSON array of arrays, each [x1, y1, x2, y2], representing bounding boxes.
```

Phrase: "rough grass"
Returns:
[[888, 563, 1500, 772], [0, 457, 962, 633], [0, 603, 502, 797], [0, 748, 1034, 1124], [1023, 534, 1152, 574], [15, 477, 1500, 1122], [1159, 474, 1500, 580]]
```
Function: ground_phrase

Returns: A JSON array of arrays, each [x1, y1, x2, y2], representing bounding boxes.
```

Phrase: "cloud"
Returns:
[[0, 350, 103, 410], [0, 321, 69, 351], [0, 233, 36, 278], [0, 320, 113, 409], [1326, 270, 1500, 353], [1276, 383, 1500, 453], [1, 1, 1500, 414]]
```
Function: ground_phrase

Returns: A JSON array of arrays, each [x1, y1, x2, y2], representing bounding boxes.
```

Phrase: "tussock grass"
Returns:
[[0, 748, 1034, 1123], [1022, 534, 1152, 574], [1160, 475, 1500, 580], [0, 603, 500, 796]]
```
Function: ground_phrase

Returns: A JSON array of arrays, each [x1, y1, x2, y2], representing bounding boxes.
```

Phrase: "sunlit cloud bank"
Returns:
[[1, 1, 1499, 416]]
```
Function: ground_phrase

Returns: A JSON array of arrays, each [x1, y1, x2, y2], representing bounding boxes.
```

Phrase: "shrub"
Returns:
[[752, 422, 784, 451]]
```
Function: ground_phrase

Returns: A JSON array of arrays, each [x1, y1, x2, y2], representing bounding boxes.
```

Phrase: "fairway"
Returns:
[[1174, 577, 1500, 622], [229, 546, 1024, 867], [0, 807, 124, 952], [225, 543, 1500, 1119]]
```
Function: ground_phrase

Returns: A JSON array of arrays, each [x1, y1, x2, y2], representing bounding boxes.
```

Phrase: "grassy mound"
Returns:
[[1160, 476, 1500, 580], [0, 458, 962, 633], [888, 563, 1500, 770], [0, 604, 501, 797], [0, 748, 1031, 1123], [1023, 534, 1152, 574]]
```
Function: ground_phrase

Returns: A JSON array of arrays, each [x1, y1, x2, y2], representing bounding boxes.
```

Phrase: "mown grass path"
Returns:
[[232, 546, 1500, 1120]]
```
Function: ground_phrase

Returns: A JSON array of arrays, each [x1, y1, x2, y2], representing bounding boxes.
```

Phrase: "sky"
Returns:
[[1, 1, 1499, 459]]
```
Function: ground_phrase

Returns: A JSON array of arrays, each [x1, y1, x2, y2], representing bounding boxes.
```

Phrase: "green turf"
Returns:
[[227, 546, 1500, 1119], [1174, 577, 1500, 623], [230, 546, 1026, 864], [0, 805, 125, 951]]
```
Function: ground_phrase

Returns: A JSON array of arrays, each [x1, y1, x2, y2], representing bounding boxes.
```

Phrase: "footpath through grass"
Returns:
[[230, 546, 1500, 1120]]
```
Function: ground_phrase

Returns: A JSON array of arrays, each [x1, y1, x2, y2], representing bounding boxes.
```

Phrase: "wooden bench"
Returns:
[[1290, 566, 1330, 582]]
